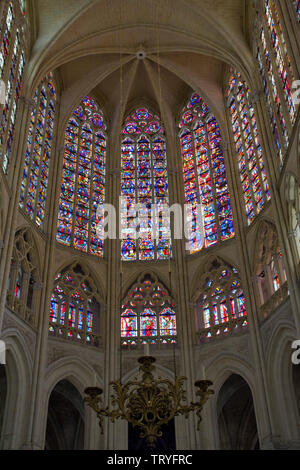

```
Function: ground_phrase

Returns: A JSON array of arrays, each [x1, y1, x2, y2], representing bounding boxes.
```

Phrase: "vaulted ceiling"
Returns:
[[26, 0, 255, 129]]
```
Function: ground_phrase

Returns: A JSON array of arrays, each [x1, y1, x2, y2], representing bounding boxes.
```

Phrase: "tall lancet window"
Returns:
[[179, 93, 234, 254], [227, 70, 271, 224], [19, 75, 57, 227], [121, 107, 171, 261], [257, 0, 297, 164], [56, 96, 107, 257], [0, 0, 27, 173]]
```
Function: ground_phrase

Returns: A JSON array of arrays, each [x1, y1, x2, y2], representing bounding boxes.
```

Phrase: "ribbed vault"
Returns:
[[23, 0, 257, 132]]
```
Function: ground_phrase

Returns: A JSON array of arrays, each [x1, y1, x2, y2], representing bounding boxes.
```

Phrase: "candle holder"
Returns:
[[84, 356, 214, 448]]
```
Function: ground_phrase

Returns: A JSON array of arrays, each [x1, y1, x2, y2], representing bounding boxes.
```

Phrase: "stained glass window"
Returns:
[[0, 1, 26, 173], [19, 0, 26, 16], [19, 75, 57, 227], [255, 221, 287, 307], [121, 273, 176, 345], [121, 107, 171, 261], [56, 96, 107, 257], [6, 228, 40, 327], [257, 0, 297, 165], [49, 263, 101, 346], [292, 0, 300, 21], [227, 70, 271, 224], [195, 259, 247, 342], [179, 93, 234, 254]]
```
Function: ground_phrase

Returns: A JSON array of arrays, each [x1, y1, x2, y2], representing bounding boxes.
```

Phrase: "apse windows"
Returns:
[[227, 70, 271, 224], [254, 221, 287, 314], [56, 96, 107, 257], [0, 1, 27, 173], [121, 273, 176, 345], [179, 93, 234, 254], [7, 228, 40, 327], [120, 107, 171, 262], [257, 0, 297, 164], [49, 263, 101, 347], [194, 259, 247, 342], [19, 75, 57, 227]]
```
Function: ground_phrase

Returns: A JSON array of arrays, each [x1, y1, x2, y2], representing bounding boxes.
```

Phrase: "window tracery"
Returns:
[[120, 107, 171, 261], [194, 258, 247, 342], [255, 221, 288, 317], [56, 96, 107, 257], [227, 70, 271, 224], [178, 93, 235, 253], [7, 228, 40, 327], [256, 0, 297, 165], [0, 0, 27, 173], [19, 74, 57, 228], [49, 263, 101, 347], [121, 273, 176, 345]]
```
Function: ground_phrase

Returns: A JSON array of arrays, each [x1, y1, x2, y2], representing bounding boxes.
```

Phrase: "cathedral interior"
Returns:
[[0, 0, 300, 451]]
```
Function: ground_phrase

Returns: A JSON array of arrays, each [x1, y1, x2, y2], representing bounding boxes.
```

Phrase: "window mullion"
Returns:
[[243, 85, 269, 206], [205, 122, 222, 242], [262, 15, 293, 135], [23, 90, 39, 208], [33, 88, 49, 223], [235, 92, 258, 218], [257, 35, 287, 161], [71, 121, 81, 247]]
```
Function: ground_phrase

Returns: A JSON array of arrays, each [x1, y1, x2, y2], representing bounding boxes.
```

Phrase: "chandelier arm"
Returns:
[[85, 359, 214, 448]]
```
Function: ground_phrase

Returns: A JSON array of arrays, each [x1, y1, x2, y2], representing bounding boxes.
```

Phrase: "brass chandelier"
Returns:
[[84, 355, 214, 448]]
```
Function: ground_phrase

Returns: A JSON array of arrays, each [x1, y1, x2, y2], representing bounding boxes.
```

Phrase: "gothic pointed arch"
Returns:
[[253, 220, 288, 318], [178, 92, 235, 254], [56, 96, 107, 257], [120, 106, 171, 262], [217, 374, 259, 449], [49, 262, 102, 347], [6, 227, 42, 327], [227, 69, 271, 224], [192, 256, 247, 342], [0, 0, 28, 173], [121, 272, 176, 345], [19, 73, 58, 228], [256, 0, 297, 165]]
